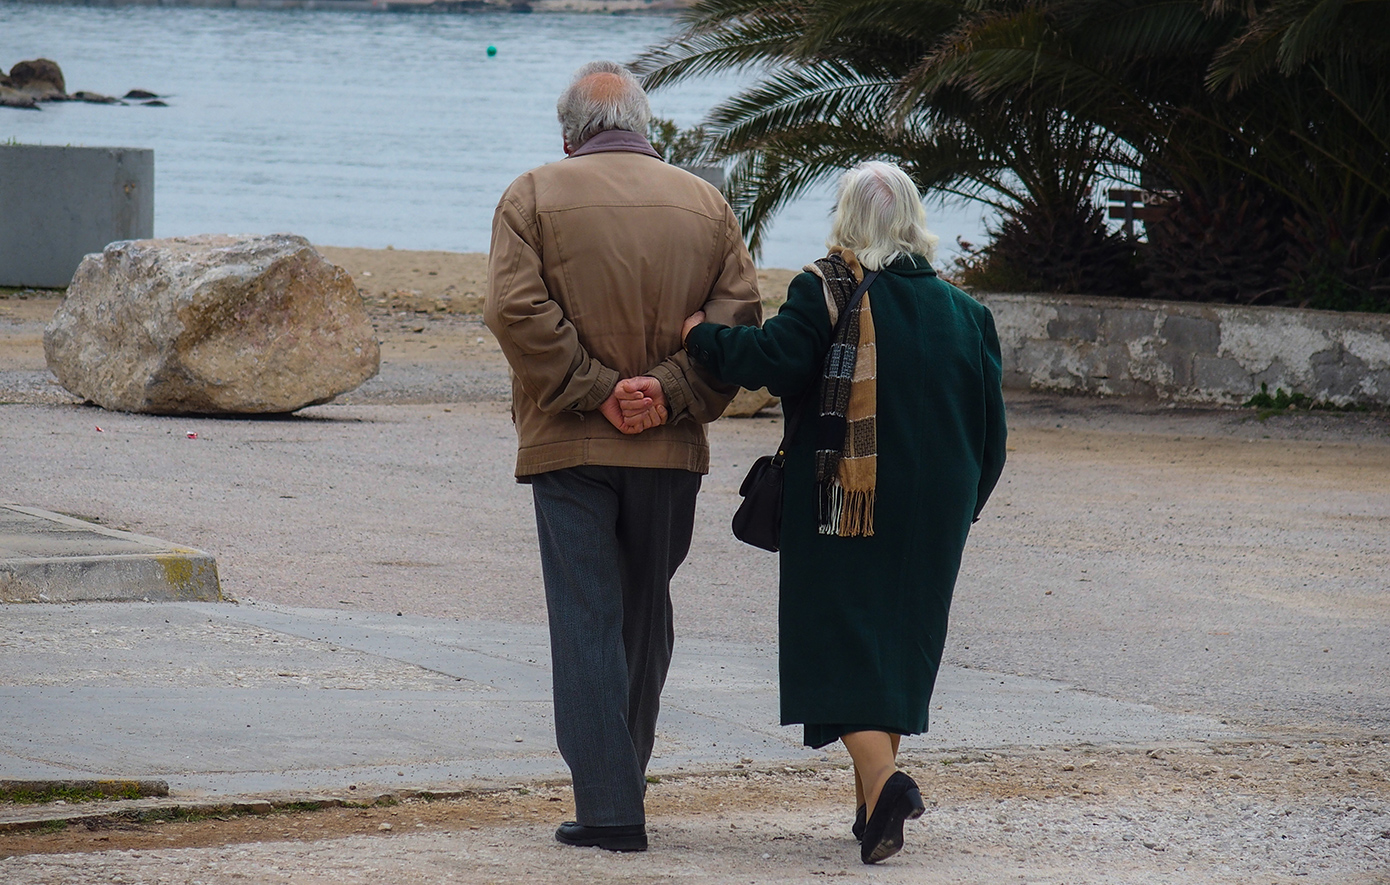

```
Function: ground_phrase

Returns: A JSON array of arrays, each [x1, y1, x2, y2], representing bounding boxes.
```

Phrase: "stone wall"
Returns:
[[976, 292, 1390, 407]]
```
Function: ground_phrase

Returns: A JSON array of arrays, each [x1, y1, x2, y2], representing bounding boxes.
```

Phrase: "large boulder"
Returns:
[[722, 387, 779, 418], [45, 234, 380, 414], [8, 58, 66, 99]]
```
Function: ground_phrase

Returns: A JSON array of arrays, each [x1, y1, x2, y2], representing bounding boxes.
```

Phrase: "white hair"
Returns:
[[556, 61, 652, 150], [826, 161, 940, 270]]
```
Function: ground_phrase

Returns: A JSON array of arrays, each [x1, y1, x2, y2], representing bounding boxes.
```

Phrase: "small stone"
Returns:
[[378, 823, 392, 831]]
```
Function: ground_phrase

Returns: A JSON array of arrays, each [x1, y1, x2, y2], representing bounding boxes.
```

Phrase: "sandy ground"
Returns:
[[314, 245, 801, 316], [2, 247, 1388, 882], [2, 741, 1387, 882]]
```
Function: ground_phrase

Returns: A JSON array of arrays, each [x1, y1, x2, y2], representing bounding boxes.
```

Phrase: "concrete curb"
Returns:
[[0, 748, 1206, 835], [0, 505, 221, 603], [0, 784, 556, 835]]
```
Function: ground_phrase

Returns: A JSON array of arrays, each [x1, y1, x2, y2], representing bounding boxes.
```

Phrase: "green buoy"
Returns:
[[487, 45, 497, 57]]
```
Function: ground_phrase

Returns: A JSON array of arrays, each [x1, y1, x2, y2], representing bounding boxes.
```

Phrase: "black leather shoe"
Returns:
[[852, 803, 866, 841], [555, 821, 648, 852], [860, 772, 925, 864]]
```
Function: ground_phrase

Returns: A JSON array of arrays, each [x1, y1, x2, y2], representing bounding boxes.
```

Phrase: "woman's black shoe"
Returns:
[[859, 772, 925, 864], [554, 821, 648, 852], [852, 803, 866, 841]]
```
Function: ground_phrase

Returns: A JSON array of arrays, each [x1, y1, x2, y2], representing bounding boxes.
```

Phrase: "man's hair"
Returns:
[[827, 161, 940, 270], [556, 61, 652, 150]]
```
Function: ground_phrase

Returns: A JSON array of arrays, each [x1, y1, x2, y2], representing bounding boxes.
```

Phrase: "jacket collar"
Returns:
[[568, 129, 662, 160], [884, 254, 938, 276]]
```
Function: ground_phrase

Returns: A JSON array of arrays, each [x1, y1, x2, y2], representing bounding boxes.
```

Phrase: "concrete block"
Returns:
[[1311, 349, 1365, 401], [1018, 339, 1081, 390], [0, 144, 154, 288], [979, 294, 1056, 349], [1100, 308, 1159, 343], [1045, 305, 1100, 342], [1157, 344, 1194, 388], [1364, 368, 1390, 398], [1085, 344, 1132, 382], [0, 505, 219, 603], [1161, 315, 1220, 353], [1252, 359, 1295, 393], [1188, 355, 1250, 400]]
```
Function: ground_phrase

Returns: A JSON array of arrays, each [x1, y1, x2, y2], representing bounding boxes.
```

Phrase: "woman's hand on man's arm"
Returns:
[[681, 310, 706, 344]]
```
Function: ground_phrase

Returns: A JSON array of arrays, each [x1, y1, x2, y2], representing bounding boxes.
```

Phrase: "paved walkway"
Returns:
[[0, 596, 1232, 809]]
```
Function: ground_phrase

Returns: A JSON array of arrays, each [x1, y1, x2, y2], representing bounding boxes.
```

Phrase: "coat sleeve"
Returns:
[[683, 271, 831, 398], [646, 202, 763, 424], [973, 307, 1008, 520], [484, 181, 619, 415]]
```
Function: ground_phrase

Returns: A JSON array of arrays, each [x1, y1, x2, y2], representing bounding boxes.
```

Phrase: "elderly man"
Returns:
[[485, 61, 761, 851]]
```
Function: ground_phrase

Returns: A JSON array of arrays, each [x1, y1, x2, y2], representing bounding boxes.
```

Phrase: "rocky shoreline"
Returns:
[[0, 58, 164, 110]]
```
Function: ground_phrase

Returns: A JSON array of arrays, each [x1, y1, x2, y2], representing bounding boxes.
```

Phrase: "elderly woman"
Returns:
[[680, 162, 1007, 864]]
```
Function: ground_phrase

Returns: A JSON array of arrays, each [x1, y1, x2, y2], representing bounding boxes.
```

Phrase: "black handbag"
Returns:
[[730, 269, 879, 552]]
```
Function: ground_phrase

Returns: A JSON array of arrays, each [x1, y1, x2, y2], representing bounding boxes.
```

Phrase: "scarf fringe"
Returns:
[[817, 482, 876, 537]]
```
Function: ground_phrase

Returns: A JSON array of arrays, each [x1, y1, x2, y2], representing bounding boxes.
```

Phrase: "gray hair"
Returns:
[[556, 61, 652, 150], [826, 161, 940, 270]]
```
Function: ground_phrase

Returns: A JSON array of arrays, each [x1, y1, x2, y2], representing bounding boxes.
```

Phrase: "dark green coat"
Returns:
[[684, 255, 1007, 738]]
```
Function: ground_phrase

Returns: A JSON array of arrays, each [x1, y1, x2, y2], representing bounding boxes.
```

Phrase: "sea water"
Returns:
[[0, 4, 991, 271]]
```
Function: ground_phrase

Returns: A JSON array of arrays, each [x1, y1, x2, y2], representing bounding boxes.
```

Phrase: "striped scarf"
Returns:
[[807, 249, 877, 537]]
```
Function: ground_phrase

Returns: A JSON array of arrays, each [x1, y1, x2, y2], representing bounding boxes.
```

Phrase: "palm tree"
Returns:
[[640, 0, 1389, 307], [635, 0, 1140, 295], [1207, 0, 1390, 310], [901, 0, 1390, 307]]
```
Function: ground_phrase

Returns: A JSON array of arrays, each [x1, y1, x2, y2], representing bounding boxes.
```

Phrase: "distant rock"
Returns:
[[0, 61, 163, 110], [0, 86, 39, 110], [73, 91, 122, 104], [45, 234, 381, 415], [8, 58, 66, 99]]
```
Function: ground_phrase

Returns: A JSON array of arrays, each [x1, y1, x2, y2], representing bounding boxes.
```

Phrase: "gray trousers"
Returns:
[[530, 465, 701, 827]]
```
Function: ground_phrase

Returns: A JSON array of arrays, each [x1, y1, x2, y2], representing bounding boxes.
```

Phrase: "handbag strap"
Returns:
[[772, 268, 880, 463]]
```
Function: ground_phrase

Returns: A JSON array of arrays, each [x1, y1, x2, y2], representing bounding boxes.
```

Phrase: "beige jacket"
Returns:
[[486, 137, 762, 478]]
